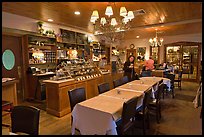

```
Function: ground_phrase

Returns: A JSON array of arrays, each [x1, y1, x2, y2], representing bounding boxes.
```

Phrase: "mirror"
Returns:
[[2, 49, 15, 70]]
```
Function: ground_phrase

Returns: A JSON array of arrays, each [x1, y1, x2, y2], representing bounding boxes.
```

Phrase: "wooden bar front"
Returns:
[[43, 72, 124, 117], [2, 80, 18, 105]]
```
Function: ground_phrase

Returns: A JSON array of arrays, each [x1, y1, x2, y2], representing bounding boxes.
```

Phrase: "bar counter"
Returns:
[[43, 72, 124, 117], [2, 79, 18, 105]]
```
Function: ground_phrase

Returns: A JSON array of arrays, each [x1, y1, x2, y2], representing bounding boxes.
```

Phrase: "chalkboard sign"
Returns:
[[60, 29, 76, 44]]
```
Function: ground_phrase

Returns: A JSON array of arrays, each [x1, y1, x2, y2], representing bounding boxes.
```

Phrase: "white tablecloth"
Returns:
[[71, 95, 125, 135], [140, 77, 171, 91], [71, 78, 164, 135], [72, 103, 118, 135]]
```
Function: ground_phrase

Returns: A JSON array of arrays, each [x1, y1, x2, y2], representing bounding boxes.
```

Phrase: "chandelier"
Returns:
[[90, 2, 135, 43], [149, 29, 164, 47]]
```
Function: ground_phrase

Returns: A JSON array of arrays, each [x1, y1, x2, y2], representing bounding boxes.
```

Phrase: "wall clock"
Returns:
[[129, 44, 135, 49]]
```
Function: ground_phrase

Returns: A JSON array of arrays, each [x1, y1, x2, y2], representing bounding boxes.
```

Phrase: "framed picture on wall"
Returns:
[[137, 47, 146, 60]]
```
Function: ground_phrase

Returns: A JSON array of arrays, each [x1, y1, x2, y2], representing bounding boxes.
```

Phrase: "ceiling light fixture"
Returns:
[[47, 19, 53, 22], [74, 11, 80, 15], [149, 29, 163, 47], [90, 2, 135, 43]]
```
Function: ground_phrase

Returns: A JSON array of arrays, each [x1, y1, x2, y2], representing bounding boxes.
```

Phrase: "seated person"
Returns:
[[144, 56, 155, 71], [141, 56, 154, 77]]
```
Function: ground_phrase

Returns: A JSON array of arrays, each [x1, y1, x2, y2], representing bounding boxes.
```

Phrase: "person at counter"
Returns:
[[99, 57, 107, 68], [123, 55, 139, 81]]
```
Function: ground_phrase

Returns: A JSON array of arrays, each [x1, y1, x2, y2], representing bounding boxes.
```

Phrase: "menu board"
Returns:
[[60, 29, 76, 44]]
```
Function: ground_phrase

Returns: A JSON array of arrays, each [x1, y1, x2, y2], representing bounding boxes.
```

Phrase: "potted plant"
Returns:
[[37, 21, 44, 34]]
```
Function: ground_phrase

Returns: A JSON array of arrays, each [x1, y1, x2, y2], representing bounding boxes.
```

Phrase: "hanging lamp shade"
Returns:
[[149, 38, 153, 43], [120, 7, 127, 17], [127, 11, 134, 20], [122, 16, 129, 24], [111, 18, 117, 26], [91, 10, 99, 20], [100, 17, 107, 25], [105, 6, 113, 17], [90, 17, 96, 23]]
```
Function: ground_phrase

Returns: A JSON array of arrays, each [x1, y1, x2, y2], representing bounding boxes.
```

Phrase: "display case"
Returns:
[[27, 34, 57, 65], [23, 34, 57, 101], [50, 59, 102, 81], [165, 45, 182, 70], [56, 29, 90, 64], [164, 41, 201, 82]]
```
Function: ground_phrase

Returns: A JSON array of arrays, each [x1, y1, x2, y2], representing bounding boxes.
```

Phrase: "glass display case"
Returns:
[[165, 46, 182, 71], [164, 42, 201, 82], [50, 59, 102, 81]]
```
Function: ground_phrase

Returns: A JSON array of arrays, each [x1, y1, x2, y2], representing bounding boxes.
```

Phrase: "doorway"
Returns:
[[2, 35, 24, 103], [164, 41, 201, 82]]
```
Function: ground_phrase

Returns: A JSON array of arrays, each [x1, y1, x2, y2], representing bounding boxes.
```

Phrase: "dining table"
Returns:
[[71, 77, 169, 135]]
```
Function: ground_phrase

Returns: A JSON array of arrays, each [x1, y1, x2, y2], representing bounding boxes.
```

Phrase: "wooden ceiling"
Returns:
[[2, 2, 202, 39]]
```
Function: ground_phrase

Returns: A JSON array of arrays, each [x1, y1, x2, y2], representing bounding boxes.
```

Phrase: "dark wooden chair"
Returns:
[[135, 88, 152, 135], [116, 97, 138, 135], [174, 70, 183, 90], [98, 82, 110, 94], [121, 76, 129, 85], [2, 100, 13, 127], [68, 87, 86, 134], [113, 79, 123, 88], [68, 87, 86, 111], [11, 105, 40, 135], [165, 73, 175, 98], [141, 70, 152, 77], [148, 83, 164, 124]]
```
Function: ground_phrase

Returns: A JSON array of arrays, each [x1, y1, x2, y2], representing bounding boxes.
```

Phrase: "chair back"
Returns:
[[68, 87, 86, 111], [141, 71, 152, 77], [120, 97, 138, 134], [178, 70, 183, 79], [141, 88, 152, 114], [113, 79, 123, 88], [121, 76, 129, 85], [154, 83, 164, 103], [98, 82, 110, 94], [166, 73, 175, 87], [159, 79, 163, 85], [11, 105, 40, 135]]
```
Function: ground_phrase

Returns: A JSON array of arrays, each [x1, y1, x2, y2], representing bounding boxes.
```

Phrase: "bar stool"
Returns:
[[2, 100, 13, 127]]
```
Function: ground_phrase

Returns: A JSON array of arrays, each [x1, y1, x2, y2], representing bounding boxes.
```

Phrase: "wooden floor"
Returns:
[[2, 81, 202, 135]]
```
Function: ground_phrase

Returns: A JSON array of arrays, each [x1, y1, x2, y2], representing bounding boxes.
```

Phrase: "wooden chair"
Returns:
[[135, 88, 152, 135], [121, 76, 129, 85], [141, 70, 152, 77], [68, 87, 86, 111], [68, 87, 86, 134], [98, 82, 110, 94], [116, 97, 138, 135], [11, 105, 40, 135], [174, 70, 183, 90], [148, 83, 164, 124], [2, 100, 13, 127], [113, 79, 123, 88]]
